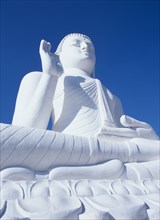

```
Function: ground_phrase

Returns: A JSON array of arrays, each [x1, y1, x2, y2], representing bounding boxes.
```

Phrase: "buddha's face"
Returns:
[[59, 35, 96, 75]]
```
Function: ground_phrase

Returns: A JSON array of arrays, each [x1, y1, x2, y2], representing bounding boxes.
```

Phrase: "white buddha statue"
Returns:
[[12, 33, 158, 141], [1, 34, 159, 219]]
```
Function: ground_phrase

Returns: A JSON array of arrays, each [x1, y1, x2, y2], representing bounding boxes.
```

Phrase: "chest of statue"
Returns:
[[52, 74, 101, 136]]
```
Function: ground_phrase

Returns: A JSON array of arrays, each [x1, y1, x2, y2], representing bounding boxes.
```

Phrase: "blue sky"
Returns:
[[1, 0, 159, 135]]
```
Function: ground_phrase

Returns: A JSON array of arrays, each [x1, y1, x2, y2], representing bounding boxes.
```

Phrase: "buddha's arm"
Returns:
[[99, 87, 159, 140], [112, 95, 124, 127], [12, 40, 62, 129], [12, 71, 58, 129]]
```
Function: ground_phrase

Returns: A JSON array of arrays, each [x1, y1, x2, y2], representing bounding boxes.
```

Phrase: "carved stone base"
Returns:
[[0, 124, 159, 219], [1, 179, 160, 219]]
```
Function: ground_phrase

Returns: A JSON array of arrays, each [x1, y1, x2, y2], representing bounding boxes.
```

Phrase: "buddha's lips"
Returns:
[[81, 49, 90, 53]]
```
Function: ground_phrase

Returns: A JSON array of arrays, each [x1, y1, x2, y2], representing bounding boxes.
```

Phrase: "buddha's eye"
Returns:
[[70, 41, 80, 47]]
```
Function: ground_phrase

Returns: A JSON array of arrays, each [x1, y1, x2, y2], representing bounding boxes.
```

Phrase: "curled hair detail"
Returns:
[[55, 33, 92, 55]]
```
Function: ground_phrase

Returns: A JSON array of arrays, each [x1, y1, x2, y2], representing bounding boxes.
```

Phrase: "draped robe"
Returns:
[[12, 70, 123, 137], [52, 70, 123, 137]]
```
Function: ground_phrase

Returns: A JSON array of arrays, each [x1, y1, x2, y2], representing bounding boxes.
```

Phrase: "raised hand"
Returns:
[[39, 40, 60, 76]]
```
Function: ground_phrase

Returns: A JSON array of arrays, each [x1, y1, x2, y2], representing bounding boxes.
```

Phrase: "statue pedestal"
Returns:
[[0, 123, 159, 219]]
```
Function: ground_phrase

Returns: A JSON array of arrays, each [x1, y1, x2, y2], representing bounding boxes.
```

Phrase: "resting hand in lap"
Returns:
[[12, 33, 159, 141], [98, 115, 158, 140]]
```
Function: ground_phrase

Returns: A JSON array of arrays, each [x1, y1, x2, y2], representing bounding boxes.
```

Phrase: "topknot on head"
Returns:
[[55, 33, 92, 55]]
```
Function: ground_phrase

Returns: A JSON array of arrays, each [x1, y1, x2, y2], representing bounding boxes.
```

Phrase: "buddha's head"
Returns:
[[56, 33, 96, 75]]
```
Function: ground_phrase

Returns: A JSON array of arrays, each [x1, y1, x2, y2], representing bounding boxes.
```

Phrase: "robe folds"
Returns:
[[53, 71, 123, 136], [12, 70, 123, 137]]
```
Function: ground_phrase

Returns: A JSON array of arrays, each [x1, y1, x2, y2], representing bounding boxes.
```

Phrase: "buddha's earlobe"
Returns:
[[89, 65, 96, 78]]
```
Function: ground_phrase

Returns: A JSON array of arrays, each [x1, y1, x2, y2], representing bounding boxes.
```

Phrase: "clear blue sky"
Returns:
[[1, 0, 159, 135]]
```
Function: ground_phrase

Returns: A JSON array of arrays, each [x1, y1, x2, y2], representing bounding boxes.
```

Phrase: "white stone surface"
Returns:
[[1, 33, 159, 219], [0, 123, 159, 219], [1, 123, 159, 171], [12, 34, 158, 141]]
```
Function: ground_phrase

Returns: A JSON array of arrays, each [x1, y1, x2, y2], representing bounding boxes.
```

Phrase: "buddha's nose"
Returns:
[[81, 42, 88, 50]]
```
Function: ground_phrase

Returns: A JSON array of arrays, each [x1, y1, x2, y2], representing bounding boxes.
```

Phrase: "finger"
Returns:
[[101, 127, 137, 138], [47, 42, 51, 52], [120, 115, 151, 129], [137, 128, 159, 140], [39, 39, 48, 53], [39, 39, 45, 52], [44, 40, 48, 52]]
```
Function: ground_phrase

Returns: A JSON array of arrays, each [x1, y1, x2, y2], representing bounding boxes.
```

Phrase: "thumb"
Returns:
[[120, 115, 151, 128]]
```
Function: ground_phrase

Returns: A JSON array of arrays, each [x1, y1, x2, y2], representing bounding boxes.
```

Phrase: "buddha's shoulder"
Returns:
[[20, 71, 56, 87], [21, 71, 43, 82]]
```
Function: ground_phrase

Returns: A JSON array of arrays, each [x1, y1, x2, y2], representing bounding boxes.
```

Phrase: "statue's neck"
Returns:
[[63, 68, 91, 77]]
